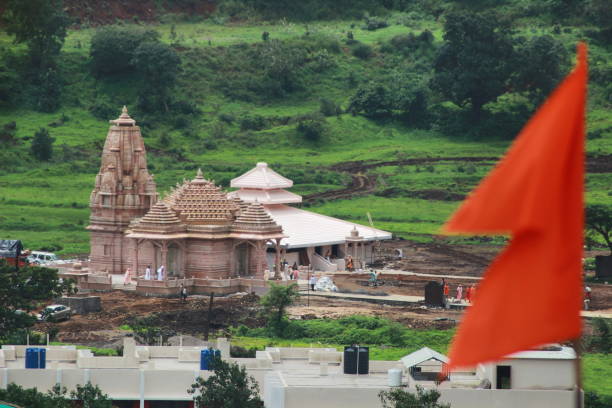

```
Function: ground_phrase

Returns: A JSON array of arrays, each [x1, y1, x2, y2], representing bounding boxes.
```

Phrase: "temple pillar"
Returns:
[[229, 243, 235, 278], [132, 239, 139, 277], [274, 239, 281, 279], [161, 241, 168, 280], [255, 241, 263, 278]]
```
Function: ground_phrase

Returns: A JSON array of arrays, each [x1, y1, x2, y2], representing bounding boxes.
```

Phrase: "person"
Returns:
[[346, 256, 354, 272], [180, 284, 188, 302], [263, 269, 270, 281], [470, 284, 476, 303], [309, 275, 317, 291], [443, 282, 450, 299], [324, 249, 331, 261], [465, 285, 472, 303], [293, 268, 299, 280], [144, 265, 152, 280], [157, 265, 165, 281], [456, 284, 463, 302], [123, 267, 132, 285], [584, 286, 592, 310]]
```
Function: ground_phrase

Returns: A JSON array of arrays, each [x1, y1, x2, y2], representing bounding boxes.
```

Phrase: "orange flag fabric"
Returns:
[[443, 43, 588, 370]]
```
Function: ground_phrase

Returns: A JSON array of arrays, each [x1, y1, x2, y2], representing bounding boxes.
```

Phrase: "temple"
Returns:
[[84, 108, 390, 295]]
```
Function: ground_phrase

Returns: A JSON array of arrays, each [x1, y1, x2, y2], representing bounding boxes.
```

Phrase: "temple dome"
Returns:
[[230, 162, 293, 189]]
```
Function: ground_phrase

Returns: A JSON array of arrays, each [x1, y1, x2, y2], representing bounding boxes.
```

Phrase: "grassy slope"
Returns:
[[0, 14, 610, 255]]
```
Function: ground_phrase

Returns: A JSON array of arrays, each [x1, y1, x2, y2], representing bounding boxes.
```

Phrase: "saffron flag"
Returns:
[[443, 43, 588, 370]]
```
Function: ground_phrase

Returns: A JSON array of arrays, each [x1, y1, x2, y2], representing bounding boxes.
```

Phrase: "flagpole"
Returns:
[[572, 338, 583, 408]]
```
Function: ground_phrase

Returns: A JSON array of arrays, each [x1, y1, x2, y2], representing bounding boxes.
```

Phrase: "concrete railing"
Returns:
[[311, 253, 338, 273], [308, 349, 342, 365]]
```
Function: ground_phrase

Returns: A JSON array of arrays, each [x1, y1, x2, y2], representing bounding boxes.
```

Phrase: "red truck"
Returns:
[[0, 240, 30, 268]]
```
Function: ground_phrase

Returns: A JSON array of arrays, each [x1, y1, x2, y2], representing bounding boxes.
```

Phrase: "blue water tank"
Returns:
[[200, 349, 210, 370], [25, 348, 45, 369], [25, 347, 38, 369]]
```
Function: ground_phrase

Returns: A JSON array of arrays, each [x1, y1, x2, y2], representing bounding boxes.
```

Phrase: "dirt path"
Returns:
[[304, 154, 612, 203]]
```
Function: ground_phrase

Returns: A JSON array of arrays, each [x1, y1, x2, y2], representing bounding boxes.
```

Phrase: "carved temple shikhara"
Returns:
[[80, 107, 390, 296]]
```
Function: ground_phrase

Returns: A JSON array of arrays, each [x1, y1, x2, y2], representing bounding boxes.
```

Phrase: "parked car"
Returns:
[[27, 251, 61, 265], [36, 304, 72, 322]]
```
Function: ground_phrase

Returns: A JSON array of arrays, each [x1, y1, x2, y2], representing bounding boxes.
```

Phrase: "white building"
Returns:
[[229, 162, 392, 272], [0, 340, 578, 408]]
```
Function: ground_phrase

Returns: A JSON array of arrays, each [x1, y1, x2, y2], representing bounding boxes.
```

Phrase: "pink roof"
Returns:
[[230, 162, 293, 189]]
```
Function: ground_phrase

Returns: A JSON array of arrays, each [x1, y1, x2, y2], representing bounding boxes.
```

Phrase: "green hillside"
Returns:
[[0, 0, 610, 255]]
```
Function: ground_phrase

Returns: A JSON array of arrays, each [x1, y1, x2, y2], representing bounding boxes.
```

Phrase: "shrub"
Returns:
[[364, 17, 388, 31], [348, 81, 393, 117], [352, 42, 373, 59], [239, 115, 267, 131], [297, 116, 326, 141], [319, 98, 341, 116]]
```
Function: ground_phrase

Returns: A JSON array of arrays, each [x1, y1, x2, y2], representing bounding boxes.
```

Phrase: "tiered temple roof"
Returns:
[[164, 169, 239, 225], [229, 162, 302, 205], [130, 201, 183, 234], [232, 201, 282, 233]]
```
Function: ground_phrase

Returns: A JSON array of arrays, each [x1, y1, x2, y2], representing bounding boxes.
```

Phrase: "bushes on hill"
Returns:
[[90, 26, 160, 76], [297, 115, 326, 141], [352, 42, 374, 59]]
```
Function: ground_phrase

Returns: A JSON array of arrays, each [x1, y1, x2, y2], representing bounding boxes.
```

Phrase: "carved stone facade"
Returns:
[[87, 107, 157, 275]]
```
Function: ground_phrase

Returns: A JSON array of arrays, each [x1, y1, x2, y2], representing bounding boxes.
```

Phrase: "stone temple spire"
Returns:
[[87, 106, 158, 274]]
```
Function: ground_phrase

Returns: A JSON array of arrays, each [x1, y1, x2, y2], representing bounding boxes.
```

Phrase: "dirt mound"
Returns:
[[62, 0, 216, 26]]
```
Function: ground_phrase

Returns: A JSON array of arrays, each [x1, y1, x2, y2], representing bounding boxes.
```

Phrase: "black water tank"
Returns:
[[343, 346, 357, 374], [357, 346, 369, 374]]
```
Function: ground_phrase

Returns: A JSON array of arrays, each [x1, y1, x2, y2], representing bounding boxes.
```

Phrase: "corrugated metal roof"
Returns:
[[506, 346, 576, 360], [400, 347, 449, 368], [231, 162, 293, 189], [265, 204, 392, 249]]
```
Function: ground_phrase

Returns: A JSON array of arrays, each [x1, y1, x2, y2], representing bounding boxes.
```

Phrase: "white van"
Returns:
[[27, 251, 60, 265]]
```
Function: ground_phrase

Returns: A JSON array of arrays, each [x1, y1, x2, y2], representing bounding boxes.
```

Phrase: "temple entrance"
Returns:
[[167, 243, 182, 277], [235, 243, 249, 276]]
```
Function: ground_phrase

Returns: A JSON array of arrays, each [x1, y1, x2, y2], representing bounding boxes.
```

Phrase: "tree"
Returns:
[[260, 283, 300, 336], [379, 386, 451, 408], [188, 356, 263, 408], [586, 204, 612, 254], [432, 11, 515, 120], [259, 40, 305, 96], [71, 382, 112, 408], [512, 35, 569, 103], [0, 384, 70, 408], [131, 41, 181, 112], [30, 127, 55, 161], [4, 0, 69, 70], [297, 116, 326, 141], [0, 260, 74, 343], [90, 26, 160, 76]]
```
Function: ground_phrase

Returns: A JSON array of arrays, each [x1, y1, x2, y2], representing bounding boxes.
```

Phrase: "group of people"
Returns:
[[442, 280, 477, 304], [123, 265, 166, 285]]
